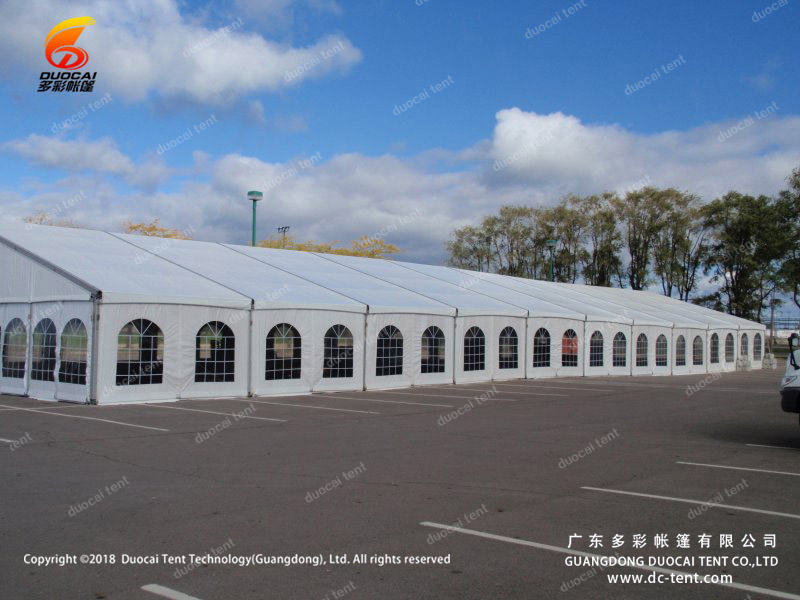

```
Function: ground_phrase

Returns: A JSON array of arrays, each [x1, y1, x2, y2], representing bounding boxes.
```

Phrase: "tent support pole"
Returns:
[[247, 301, 254, 397], [362, 310, 369, 391], [88, 295, 100, 405]]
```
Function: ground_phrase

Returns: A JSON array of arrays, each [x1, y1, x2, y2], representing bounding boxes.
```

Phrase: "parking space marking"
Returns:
[[581, 486, 800, 520], [0, 437, 16, 443], [240, 398, 379, 415], [747, 443, 800, 451], [144, 404, 287, 422], [419, 522, 800, 600], [0, 403, 85, 411], [0, 403, 170, 432], [317, 394, 454, 408], [141, 584, 204, 600], [677, 461, 800, 478], [392, 386, 566, 397], [373, 390, 517, 402], [489, 382, 615, 392]]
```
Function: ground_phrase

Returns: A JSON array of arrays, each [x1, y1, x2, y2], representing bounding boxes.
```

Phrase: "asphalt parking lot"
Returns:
[[1, 369, 798, 600]]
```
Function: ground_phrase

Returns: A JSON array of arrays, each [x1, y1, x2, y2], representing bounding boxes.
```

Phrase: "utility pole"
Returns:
[[276, 225, 290, 248], [248, 190, 262, 246]]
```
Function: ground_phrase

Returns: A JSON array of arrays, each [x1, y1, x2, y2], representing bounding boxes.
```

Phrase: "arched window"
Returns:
[[31, 318, 57, 382], [589, 331, 604, 367], [613, 332, 627, 367], [376, 325, 403, 376], [740, 333, 749, 358], [324, 325, 354, 378], [725, 333, 734, 363], [499, 327, 519, 369], [196, 322, 235, 383], [636, 333, 648, 367], [754, 333, 762, 361], [655, 335, 668, 367], [562, 330, 579, 367], [421, 326, 445, 374], [3, 319, 27, 379], [531, 328, 550, 368], [464, 326, 485, 372], [675, 335, 686, 367], [709, 333, 719, 364], [266, 323, 301, 380], [59, 319, 88, 385], [116, 319, 164, 386], [692, 335, 703, 365]]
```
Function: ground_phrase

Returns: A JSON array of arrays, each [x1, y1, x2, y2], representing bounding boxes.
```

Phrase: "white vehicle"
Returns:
[[782, 333, 800, 423]]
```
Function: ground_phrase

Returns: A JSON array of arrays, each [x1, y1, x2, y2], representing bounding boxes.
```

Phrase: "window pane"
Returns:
[[499, 327, 519, 370], [376, 326, 403, 376], [421, 326, 445, 374], [266, 323, 301, 380], [324, 325, 354, 378], [59, 319, 88, 385], [196, 322, 235, 383], [463, 327, 485, 372]]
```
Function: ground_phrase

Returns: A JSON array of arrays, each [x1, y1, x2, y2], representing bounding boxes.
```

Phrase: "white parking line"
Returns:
[[383, 387, 565, 398], [318, 394, 453, 408], [677, 461, 800, 478], [418, 521, 800, 600], [0, 403, 170, 432], [373, 390, 516, 402], [241, 398, 379, 415], [0, 437, 16, 443], [0, 404, 85, 411], [486, 382, 617, 392], [144, 404, 287, 422], [747, 443, 800, 451], [142, 584, 203, 600], [581, 486, 800, 520]]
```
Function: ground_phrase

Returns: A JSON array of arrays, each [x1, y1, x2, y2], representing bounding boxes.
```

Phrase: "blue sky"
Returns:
[[0, 0, 798, 307]]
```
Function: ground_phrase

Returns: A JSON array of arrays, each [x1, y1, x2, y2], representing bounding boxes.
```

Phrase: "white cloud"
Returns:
[[3, 108, 799, 264], [3, 134, 170, 191], [0, 0, 361, 104]]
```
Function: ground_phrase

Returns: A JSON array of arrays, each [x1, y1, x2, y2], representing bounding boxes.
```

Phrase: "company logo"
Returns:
[[39, 17, 98, 93], [45, 17, 94, 70]]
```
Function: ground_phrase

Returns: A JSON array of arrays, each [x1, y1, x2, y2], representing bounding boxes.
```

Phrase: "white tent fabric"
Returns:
[[113, 234, 367, 396], [393, 262, 585, 378], [0, 223, 767, 404], [315, 254, 528, 383]]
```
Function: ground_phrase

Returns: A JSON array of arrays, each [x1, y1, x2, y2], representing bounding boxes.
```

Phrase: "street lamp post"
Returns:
[[247, 190, 263, 246], [546, 239, 557, 282]]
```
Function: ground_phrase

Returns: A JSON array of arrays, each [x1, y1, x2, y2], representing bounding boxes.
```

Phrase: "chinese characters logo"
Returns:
[[39, 17, 98, 92]]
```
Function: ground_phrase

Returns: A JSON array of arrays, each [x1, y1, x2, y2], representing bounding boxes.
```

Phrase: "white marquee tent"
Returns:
[[0, 223, 766, 404]]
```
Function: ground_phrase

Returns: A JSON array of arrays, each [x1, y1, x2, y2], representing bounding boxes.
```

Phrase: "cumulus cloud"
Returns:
[[3, 134, 170, 191], [487, 107, 800, 199], [0, 0, 361, 103], [2, 108, 799, 264]]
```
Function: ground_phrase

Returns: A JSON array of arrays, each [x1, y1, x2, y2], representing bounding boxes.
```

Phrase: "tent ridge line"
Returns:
[[220, 244, 368, 312], [393, 260, 530, 317], [108, 232, 251, 307], [311, 252, 458, 315]]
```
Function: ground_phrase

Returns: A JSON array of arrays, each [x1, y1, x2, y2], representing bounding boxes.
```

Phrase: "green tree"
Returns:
[[580, 193, 622, 287], [539, 196, 589, 283], [652, 190, 705, 300], [613, 187, 672, 290], [701, 192, 791, 320], [778, 166, 800, 311]]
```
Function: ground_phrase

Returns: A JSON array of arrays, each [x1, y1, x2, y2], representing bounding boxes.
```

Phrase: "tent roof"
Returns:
[[457, 269, 633, 324], [0, 223, 766, 330], [0, 224, 250, 308], [395, 261, 584, 320], [317, 254, 528, 317], [225, 245, 455, 316], [114, 233, 366, 313]]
